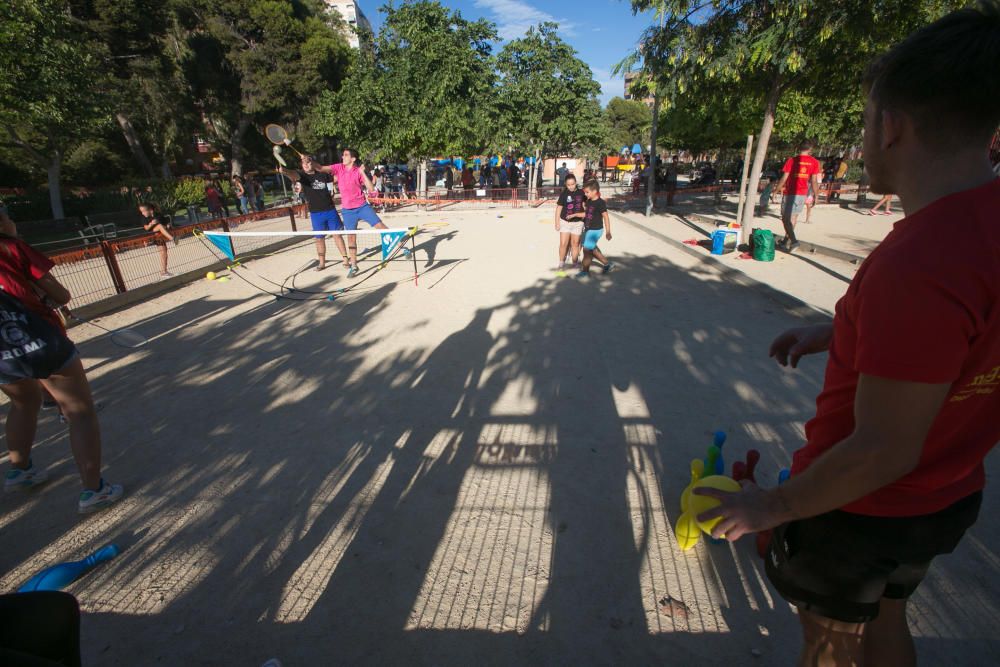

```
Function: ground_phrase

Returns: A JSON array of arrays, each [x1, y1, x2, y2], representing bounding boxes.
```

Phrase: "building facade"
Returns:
[[326, 1, 372, 49]]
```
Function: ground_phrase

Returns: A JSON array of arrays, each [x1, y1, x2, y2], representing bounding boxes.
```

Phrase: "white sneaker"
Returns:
[[4, 462, 49, 492], [78, 479, 124, 514], [161, 272, 175, 279]]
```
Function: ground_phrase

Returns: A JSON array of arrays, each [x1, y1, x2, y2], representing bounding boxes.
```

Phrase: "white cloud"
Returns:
[[474, 0, 577, 40]]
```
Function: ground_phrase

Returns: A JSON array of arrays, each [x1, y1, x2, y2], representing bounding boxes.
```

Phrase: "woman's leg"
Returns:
[[40, 359, 102, 490], [158, 245, 168, 274], [570, 234, 582, 265], [2, 380, 43, 470], [557, 232, 570, 267]]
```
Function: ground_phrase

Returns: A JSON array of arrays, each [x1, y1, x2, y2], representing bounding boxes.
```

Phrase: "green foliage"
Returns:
[[495, 23, 607, 157], [310, 1, 497, 160], [605, 97, 651, 151], [63, 141, 130, 185]]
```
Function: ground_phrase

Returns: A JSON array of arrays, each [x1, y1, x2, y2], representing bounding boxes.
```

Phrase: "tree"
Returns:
[[173, 0, 352, 176], [626, 0, 961, 228], [309, 1, 497, 161], [495, 23, 607, 160], [605, 97, 651, 153], [0, 0, 114, 218]]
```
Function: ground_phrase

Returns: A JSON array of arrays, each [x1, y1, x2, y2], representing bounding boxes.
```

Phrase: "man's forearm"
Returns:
[[769, 432, 917, 522]]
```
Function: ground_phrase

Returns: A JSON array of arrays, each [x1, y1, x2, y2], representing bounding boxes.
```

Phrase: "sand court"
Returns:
[[2, 206, 998, 666]]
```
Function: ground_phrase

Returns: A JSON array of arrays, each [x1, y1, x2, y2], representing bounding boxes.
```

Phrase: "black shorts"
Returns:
[[765, 492, 981, 623]]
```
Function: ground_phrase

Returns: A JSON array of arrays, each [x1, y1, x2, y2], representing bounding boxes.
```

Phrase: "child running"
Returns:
[[139, 203, 178, 278], [577, 180, 614, 279], [553, 174, 585, 270]]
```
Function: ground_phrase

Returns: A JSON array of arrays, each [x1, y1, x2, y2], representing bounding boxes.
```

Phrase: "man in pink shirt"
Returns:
[[319, 148, 401, 277]]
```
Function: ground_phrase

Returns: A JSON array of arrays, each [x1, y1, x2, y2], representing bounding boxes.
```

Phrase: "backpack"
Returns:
[[0, 288, 76, 381]]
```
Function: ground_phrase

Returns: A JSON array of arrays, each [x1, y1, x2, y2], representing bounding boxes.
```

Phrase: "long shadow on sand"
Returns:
[[2, 249, 998, 666]]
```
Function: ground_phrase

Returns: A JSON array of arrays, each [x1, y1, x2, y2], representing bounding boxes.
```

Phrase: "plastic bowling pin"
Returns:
[[731, 460, 747, 481], [703, 445, 720, 480], [712, 431, 727, 474], [680, 459, 705, 513], [745, 449, 760, 484], [19, 544, 120, 592], [778, 468, 791, 484]]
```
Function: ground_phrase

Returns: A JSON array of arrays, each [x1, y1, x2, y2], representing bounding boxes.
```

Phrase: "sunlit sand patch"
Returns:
[[274, 452, 396, 623], [405, 464, 552, 633]]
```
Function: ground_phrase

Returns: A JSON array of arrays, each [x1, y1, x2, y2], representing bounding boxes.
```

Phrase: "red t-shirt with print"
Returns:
[[781, 154, 821, 196], [791, 178, 1000, 517], [0, 236, 62, 330]]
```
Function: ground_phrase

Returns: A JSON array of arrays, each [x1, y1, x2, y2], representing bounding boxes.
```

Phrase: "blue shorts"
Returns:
[[583, 228, 603, 251], [340, 203, 381, 230], [310, 209, 344, 238]]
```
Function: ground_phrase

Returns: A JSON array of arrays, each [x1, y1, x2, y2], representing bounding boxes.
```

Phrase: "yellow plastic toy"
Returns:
[[679, 459, 705, 513], [206, 271, 217, 280], [689, 475, 741, 535], [674, 513, 701, 551]]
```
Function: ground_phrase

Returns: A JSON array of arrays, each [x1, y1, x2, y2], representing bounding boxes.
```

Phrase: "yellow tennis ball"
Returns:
[[206, 271, 216, 280], [675, 512, 701, 551], [689, 475, 741, 535]]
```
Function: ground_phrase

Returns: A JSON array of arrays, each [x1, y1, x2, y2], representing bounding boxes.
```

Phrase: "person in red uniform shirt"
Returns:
[[0, 208, 124, 514], [773, 139, 822, 252], [696, 5, 1000, 666]]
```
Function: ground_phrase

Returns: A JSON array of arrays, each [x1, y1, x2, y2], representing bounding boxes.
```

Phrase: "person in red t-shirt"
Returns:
[[773, 139, 822, 252], [695, 5, 1000, 665], [0, 209, 124, 514]]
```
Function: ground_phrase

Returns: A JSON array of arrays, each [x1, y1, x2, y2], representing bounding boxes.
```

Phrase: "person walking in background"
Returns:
[[211, 176, 231, 217], [774, 139, 822, 252], [139, 203, 177, 278], [232, 175, 248, 215], [204, 179, 224, 219], [869, 193, 894, 215], [0, 209, 124, 514], [556, 162, 569, 187]]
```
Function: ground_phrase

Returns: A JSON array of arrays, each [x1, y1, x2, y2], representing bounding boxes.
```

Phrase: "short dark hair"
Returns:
[[797, 139, 814, 152], [343, 148, 359, 160], [863, 1, 1000, 149], [565, 173, 577, 183], [583, 179, 600, 192]]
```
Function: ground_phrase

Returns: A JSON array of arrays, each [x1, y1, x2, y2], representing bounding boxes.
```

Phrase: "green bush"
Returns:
[[64, 141, 129, 186]]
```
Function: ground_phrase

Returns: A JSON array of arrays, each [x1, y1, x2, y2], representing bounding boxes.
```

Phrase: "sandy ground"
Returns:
[[1, 204, 998, 666]]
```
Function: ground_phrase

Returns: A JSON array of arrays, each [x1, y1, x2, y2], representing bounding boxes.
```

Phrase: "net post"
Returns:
[[288, 206, 298, 231], [100, 241, 127, 294]]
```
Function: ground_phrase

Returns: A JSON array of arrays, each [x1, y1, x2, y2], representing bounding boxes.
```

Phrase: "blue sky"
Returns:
[[359, 0, 655, 106]]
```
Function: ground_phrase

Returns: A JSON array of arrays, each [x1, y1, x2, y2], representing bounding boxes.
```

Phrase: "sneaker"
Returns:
[[602, 262, 615, 274], [5, 462, 49, 492], [347, 265, 359, 278], [787, 240, 801, 253], [161, 272, 175, 279], [574, 270, 590, 279], [78, 479, 124, 514], [401, 247, 412, 256]]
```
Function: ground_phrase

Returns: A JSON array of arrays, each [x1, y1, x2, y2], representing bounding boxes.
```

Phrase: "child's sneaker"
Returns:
[[5, 462, 49, 492], [347, 265, 359, 278], [602, 262, 615, 274], [78, 479, 124, 514], [574, 270, 590, 279]]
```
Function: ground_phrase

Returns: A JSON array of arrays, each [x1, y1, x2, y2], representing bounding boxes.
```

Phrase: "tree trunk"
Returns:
[[116, 112, 155, 178], [46, 151, 64, 220], [740, 74, 782, 232], [229, 115, 251, 177], [160, 157, 173, 180]]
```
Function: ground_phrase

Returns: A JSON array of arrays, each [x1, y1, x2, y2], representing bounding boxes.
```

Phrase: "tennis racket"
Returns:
[[264, 124, 305, 158], [62, 309, 148, 348]]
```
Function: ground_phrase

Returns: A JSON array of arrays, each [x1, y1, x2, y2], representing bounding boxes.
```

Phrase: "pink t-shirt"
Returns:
[[331, 163, 367, 209]]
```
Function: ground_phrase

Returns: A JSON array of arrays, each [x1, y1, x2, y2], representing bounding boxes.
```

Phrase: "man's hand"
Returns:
[[769, 323, 834, 368], [605, 230, 612, 241], [693, 482, 794, 541]]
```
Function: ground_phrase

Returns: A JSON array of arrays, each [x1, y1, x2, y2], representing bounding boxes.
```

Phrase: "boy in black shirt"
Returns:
[[554, 174, 586, 270], [281, 156, 350, 271], [577, 180, 614, 279]]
